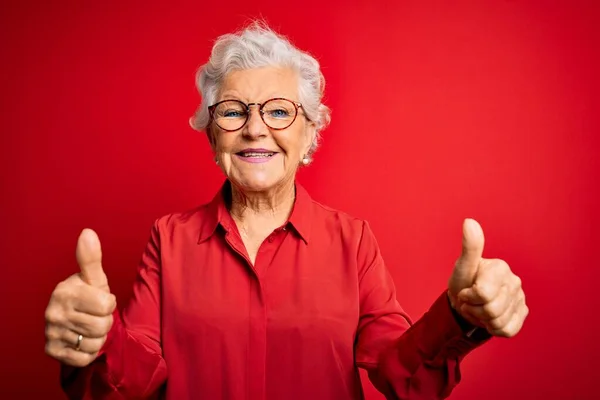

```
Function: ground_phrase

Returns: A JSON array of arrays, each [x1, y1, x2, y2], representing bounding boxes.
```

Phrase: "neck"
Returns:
[[229, 180, 296, 226]]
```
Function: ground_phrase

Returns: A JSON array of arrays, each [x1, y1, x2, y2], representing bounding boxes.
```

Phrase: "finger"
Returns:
[[45, 340, 98, 367], [457, 287, 485, 305], [46, 325, 106, 354], [460, 285, 511, 320], [453, 218, 485, 285], [72, 284, 116, 316], [457, 303, 485, 328], [458, 285, 496, 305], [485, 307, 515, 332], [459, 259, 508, 304], [76, 228, 109, 291], [460, 218, 485, 264], [489, 302, 529, 338], [484, 292, 524, 333], [65, 311, 114, 338]]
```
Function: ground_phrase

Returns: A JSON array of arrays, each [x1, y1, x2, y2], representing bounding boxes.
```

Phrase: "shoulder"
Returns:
[[307, 197, 382, 274], [154, 204, 208, 228], [149, 200, 216, 242], [311, 198, 364, 225], [307, 197, 374, 245]]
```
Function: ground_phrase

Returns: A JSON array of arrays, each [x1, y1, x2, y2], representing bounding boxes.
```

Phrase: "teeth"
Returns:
[[242, 152, 274, 157]]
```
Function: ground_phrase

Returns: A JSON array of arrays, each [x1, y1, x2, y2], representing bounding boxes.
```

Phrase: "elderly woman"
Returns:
[[45, 22, 528, 400]]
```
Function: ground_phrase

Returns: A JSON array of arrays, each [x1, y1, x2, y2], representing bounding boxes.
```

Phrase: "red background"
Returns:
[[1, 1, 598, 399]]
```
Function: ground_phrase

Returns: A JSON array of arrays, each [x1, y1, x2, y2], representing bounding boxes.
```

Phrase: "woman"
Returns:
[[44, 21, 528, 399]]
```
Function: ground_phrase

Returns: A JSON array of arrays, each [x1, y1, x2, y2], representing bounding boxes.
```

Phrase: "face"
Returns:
[[208, 67, 315, 193]]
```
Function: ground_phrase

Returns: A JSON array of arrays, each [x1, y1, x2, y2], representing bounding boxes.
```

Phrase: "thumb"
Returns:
[[76, 228, 109, 292], [454, 218, 485, 282]]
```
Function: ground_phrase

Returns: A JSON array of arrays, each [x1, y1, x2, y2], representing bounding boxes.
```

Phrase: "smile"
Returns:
[[236, 152, 276, 158], [235, 150, 278, 164]]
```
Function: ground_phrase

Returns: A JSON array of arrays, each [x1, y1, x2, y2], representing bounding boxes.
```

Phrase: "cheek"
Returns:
[[206, 126, 220, 149], [275, 130, 308, 157], [212, 133, 235, 153]]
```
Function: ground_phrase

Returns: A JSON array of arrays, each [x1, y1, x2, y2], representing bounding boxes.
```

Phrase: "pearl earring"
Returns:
[[301, 155, 310, 165]]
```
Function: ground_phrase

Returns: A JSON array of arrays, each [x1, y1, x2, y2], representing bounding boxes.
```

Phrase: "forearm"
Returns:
[[364, 292, 490, 400], [60, 310, 167, 399]]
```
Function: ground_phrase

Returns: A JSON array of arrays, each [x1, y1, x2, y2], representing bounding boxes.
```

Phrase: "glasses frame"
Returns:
[[208, 97, 305, 132]]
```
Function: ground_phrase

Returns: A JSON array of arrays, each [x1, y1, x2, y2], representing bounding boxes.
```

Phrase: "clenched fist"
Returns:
[[448, 219, 528, 338], [44, 229, 116, 367]]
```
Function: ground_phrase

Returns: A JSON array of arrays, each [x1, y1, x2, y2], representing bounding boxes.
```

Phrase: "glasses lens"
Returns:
[[262, 99, 297, 129], [213, 100, 247, 131]]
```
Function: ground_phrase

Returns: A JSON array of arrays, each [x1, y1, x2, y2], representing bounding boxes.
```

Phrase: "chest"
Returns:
[[161, 232, 361, 340], [235, 222, 281, 266], [239, 235, 263, 266]]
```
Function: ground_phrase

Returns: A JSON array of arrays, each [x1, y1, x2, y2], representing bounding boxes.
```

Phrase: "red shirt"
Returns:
[[61, 182, 489, 399]]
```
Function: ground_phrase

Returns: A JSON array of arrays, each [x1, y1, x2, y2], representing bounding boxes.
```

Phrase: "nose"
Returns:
[[243, 104, 268, 138]]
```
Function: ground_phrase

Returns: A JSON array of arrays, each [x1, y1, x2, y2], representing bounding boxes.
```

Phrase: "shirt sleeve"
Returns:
[[60, 220, 168, 399], [354, 221, 491, 400]]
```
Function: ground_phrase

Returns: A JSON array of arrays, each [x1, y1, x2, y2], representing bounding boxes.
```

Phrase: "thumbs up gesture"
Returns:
[[447, 219, 529, 338], [44, 229, 117, 367]]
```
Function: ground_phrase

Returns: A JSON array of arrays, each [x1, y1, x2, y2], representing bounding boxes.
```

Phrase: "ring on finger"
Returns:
[[75, 333, 83, 351]]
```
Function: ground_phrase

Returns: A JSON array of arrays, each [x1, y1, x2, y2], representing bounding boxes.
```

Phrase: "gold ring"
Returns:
[[75, 334, 83, 351]]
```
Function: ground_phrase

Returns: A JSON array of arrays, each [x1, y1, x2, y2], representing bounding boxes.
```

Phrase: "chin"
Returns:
[[232, 175, 289, 193], [238, 179, 277, 192]]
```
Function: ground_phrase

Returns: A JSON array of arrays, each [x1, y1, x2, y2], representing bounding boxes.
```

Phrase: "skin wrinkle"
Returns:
[[208, 66, 316, 262]]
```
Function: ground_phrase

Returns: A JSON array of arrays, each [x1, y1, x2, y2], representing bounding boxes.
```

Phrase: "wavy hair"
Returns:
[[189, 20, 331, 155]]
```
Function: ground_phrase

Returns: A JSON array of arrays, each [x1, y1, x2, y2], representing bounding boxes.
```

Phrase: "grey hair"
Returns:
[[189, 21, 331, 156]]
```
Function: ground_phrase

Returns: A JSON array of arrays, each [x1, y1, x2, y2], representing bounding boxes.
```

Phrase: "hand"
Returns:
[[447, 219, 528, 338], [44, 229, 116, 367]]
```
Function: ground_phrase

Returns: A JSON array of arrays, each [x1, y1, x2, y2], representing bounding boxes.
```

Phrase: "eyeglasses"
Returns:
[[208, 98, 304, 132]]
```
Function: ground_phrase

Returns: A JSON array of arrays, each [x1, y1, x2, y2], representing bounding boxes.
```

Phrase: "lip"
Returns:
[[236, 148, 276, 154], [235, 148, 279, 164]]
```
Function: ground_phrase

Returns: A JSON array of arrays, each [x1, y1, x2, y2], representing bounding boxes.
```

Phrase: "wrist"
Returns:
[[447, 289, 457, 310], [446, 291, 475, 331]]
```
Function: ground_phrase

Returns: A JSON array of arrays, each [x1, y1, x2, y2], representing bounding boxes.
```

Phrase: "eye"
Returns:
[[214, 100, 246, 119], [262, 99, 296, 120], [266, 108, 291, 119], [222, 109, 246, 118]]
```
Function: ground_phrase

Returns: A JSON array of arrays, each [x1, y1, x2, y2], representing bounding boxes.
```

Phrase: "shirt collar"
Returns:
[[287, 182, 312, 244], [197, 180, 313, 244]]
